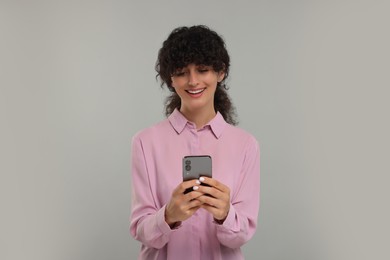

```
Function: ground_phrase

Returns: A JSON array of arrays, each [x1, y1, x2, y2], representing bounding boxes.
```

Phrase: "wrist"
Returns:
[[214, 216, 227, 225], [164, 208, 178, 228], [214, 210, 229, 225]]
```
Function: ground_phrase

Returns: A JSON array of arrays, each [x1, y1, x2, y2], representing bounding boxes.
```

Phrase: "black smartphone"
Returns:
[[182, 155, 212, 194]]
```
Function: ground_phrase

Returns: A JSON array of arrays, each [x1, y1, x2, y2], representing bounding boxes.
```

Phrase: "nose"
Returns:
[[188, 70, 199, 87]]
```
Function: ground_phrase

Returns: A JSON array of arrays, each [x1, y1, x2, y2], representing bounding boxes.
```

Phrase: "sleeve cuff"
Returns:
[[157, 205, 182, 234], [215, 203, 240, 232]]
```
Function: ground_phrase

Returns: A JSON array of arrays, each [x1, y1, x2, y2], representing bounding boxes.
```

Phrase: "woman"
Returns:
[[130, 25, 260, 260]]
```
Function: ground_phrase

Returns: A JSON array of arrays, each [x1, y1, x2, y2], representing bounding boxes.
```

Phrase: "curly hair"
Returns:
[[155, 25, 238, 125]]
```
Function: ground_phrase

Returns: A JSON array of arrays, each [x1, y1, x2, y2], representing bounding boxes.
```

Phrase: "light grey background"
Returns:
[[1, 1, 389, 259]]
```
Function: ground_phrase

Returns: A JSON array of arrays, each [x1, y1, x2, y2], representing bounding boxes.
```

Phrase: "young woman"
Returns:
[[130, 25, 260, 260]]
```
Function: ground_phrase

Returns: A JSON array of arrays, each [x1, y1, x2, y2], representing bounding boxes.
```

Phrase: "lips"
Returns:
[[185, 88, 206, 95]]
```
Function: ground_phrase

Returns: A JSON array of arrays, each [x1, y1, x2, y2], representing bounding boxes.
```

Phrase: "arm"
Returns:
[[217, 136, 260, 248], [214, 138, 260, 248], [129, 136, 204, 248], [129, 136, 174, 249]]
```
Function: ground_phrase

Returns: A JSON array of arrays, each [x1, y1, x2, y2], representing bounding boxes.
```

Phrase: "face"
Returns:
[[171, 64, 225, 116]]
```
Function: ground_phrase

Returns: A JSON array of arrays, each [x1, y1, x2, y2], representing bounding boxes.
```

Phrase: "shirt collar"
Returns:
[[168, 109, 227, 139]]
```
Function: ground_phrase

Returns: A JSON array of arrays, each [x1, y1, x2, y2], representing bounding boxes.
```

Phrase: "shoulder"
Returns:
[[221, 124, 260, 156], [224, 123, 259, 145], [225, 125, 261, 165], [132, 118, 171, 142]]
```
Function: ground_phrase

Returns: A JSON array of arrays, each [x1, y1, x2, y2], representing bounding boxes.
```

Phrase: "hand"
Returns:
[[195, 177, 230, 223], [165, 179, 204, 227]]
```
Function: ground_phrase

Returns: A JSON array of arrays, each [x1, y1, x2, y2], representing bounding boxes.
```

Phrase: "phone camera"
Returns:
[[185, 160, 191, 165], [185, 165, 191, 171]]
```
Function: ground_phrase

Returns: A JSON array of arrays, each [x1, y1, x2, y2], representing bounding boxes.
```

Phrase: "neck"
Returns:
[[180, 106, 216, 129]]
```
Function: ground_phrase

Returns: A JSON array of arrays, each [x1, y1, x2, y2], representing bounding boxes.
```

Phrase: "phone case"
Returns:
[[182, 155, 212, 194]]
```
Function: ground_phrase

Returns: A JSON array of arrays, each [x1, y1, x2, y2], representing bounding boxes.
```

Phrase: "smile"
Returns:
[[186, 88, 206, 94]]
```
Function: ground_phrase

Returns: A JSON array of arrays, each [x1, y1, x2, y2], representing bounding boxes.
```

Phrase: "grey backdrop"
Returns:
[[1, 1, 389, 259]]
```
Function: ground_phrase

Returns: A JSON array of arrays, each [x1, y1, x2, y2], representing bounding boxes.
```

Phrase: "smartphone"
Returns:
[[182, 155, 212, 194]]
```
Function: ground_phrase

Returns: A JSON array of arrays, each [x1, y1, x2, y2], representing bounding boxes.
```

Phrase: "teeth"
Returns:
[[187, 88, 205, 94]]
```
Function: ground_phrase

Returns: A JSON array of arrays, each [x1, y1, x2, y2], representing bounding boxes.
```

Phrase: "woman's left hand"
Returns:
[[194, 177, 230, 223]]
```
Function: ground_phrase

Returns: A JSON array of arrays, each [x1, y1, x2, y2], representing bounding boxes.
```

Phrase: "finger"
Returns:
[[186, 198, 203, 210], [195, 185, 223, 199], [175, 179, 201, 194], [196, 194, 221, 208], [201, 204, 228, 221], [186, 206, 201, 216], [200, 203, 220, 216], [199, 177, 229, 193], [185, 190, 204, 200]]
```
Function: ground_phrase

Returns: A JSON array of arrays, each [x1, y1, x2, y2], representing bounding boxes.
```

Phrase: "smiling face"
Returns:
[[171, 64, 225, 118]]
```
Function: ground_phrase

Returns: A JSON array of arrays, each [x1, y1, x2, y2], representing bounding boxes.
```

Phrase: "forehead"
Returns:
[[177, 63, 211, 69], [173, 62, 213, 70]]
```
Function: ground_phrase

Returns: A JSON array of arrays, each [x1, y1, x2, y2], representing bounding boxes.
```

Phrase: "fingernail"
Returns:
[[199, 177, 205, 182], [195, 180, 201, 185], [193, 186, 199, 191]]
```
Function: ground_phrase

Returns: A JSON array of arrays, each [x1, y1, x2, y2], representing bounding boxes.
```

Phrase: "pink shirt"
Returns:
[[130, 109, 260, 260]]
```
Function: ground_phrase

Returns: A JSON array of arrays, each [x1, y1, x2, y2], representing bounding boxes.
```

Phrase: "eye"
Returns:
[[172, 69, 186, 77], [197, 66, 211, 73], [174, 72, 185, 76]]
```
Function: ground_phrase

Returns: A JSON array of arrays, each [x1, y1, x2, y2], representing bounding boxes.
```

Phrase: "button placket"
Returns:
[[188, 123, 201, 154]]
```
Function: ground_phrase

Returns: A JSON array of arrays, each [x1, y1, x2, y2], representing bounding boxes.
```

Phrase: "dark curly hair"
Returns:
[[155, 25, 237, 125]]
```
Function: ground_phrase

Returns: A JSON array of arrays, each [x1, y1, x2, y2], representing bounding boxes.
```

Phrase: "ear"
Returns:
[[217, 71, 225, 83], [170, 77, 176, 88]]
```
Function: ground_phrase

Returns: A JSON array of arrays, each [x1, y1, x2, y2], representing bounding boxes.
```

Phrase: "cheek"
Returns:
[[171, 78, 185, 90]]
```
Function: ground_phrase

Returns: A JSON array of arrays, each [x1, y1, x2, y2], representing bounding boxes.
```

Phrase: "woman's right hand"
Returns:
[[165, 179, 203, 227]]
